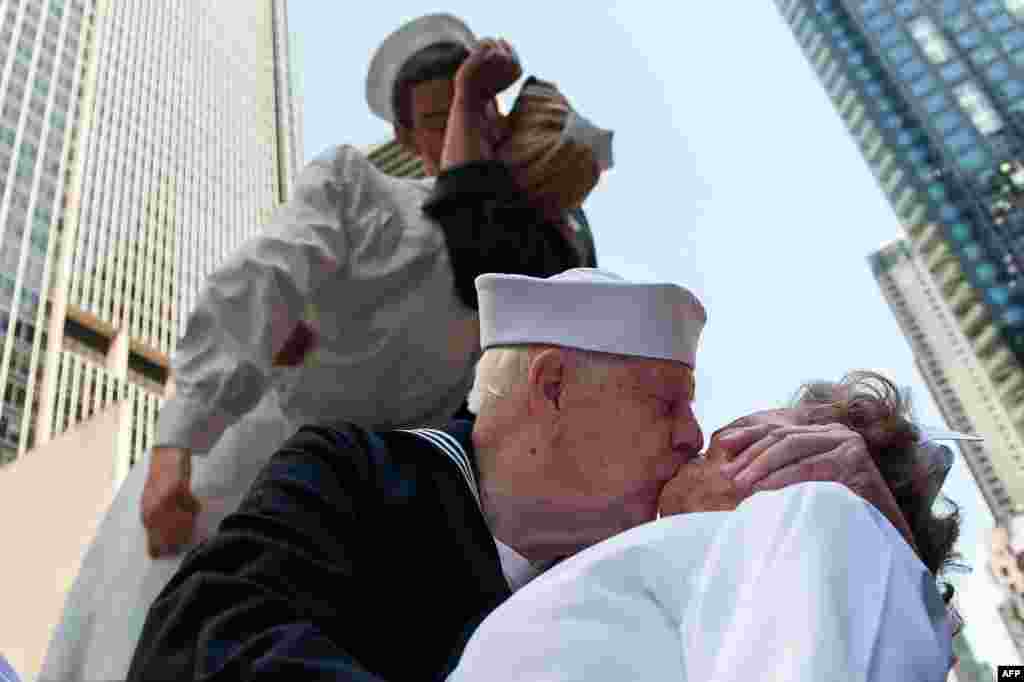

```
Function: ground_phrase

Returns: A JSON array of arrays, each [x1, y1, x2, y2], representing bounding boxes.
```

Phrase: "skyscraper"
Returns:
[[870, 239, 1014, 517], [776, 0, 1024, 507], [0, 0, 300, 483], [776, 0, 1024, 658]]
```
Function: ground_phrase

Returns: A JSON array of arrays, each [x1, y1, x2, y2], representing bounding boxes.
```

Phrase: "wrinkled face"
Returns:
[[403, 78, 505, 176], [552, 357, 703, 524]]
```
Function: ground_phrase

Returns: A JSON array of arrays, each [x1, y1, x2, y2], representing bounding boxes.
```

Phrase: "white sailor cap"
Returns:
[[476, 268, 706, 367], [366, 13, 477, 124]]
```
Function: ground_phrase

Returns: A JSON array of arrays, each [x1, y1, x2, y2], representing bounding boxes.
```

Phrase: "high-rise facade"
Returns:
[[871, 239, 1016, 516], [775, 0, 1024, 508], [0, 0, 301, 483], [776, 0, 1024, 659], [871, 238, 1024, 658]]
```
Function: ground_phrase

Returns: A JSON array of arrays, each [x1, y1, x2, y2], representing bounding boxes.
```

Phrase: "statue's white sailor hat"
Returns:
[[366, 13, 477, 124]]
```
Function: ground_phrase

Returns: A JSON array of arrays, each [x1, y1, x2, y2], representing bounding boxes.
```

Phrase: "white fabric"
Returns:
[[476, 268, 706, 366], [365, 13, 476, 123], [156, 144, 479, 454], [41, 146, 481, 682], [448, 482, 954, 682]]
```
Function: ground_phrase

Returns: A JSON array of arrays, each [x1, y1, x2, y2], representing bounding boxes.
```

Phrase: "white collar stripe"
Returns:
[[397, 428, 481, 507]]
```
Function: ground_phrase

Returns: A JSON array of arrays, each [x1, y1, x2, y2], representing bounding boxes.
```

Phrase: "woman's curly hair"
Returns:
[[791, 371, 962, 581]]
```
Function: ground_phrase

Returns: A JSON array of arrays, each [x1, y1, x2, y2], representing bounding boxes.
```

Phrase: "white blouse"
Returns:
[[450, 482, 954, 681]]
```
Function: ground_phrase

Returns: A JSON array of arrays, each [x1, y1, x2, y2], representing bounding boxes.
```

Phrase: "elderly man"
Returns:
[[124, 268, 918, 681]]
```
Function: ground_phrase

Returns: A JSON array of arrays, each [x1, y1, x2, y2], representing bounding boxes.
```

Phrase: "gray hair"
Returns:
[[467, 345, 631, 414]]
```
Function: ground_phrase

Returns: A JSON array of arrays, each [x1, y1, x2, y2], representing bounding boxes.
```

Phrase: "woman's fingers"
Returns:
[[721, 424, 850, 487]]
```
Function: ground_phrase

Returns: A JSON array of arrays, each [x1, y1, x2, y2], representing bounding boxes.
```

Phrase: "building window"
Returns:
[[957, 30, 983, 51], [939, 60, 966, 83], [894, 0, 917, 18], [990, 286, 1011, 305], [910, 16, 953, 63], [935, 110, 961, 132], [945, 127, 977, 150], [955, 81, 1005, 134], [879, 24, 903, 49], [937, 0, 962, 15], [1003, 80, 1024, 102], [951, 222, 972, 241], [990, 13, 1014, 32], [866, 11, 894, 33], [898, 57, 927, 79], [889, 43, 916, 64], [909, 74, 937, 96], [881, 113, 903, 129], [923, 92, 948, 113], [989, 61, 1012, 82], [1004, 32, 1024, 54]]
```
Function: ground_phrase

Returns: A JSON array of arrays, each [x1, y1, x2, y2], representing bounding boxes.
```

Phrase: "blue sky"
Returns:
[[290, 1, 1014, 665]]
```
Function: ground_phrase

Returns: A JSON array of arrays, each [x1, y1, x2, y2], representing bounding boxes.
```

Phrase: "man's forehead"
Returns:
[[628, 358, 695, 392]]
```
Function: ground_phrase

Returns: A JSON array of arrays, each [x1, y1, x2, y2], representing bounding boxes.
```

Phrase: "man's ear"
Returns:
[[526, 348, 566, 417]]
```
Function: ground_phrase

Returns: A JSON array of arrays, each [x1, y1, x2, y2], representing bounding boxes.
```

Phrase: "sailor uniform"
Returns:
[[41, 148, 594, 682], [125, 420, 518, 682]]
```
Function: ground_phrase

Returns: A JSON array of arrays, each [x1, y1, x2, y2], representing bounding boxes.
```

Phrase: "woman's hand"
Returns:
[[658, 441, 744, 517], [718, 423, 917, 551]]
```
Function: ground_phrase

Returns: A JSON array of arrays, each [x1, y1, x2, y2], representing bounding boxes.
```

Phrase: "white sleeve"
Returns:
[[680, 482, 954, 682], [154, 146, 359, 454]]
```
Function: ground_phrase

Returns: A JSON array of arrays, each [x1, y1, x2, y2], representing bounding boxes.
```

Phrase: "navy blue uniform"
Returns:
[[126, 420, 510, 681]]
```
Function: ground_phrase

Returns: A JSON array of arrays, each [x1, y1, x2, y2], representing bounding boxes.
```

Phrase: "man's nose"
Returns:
[[673, 406, 704, 458]]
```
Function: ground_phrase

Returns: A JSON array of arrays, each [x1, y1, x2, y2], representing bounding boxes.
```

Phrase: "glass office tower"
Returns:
[[0, 1, 300, 482], [777, 0, 1024, 659]]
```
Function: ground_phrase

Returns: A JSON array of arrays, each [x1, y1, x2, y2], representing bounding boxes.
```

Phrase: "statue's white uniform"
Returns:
[[41, 145, 481, 681], [450, 482, 954, 682]]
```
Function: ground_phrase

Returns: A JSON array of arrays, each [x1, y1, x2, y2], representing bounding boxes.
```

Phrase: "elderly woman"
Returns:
[[41, 35, 614, 682], [448, 372, 963, 681]]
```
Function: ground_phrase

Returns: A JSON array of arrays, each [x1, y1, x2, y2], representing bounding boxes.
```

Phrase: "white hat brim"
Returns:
[[366, 13, 477, 124]]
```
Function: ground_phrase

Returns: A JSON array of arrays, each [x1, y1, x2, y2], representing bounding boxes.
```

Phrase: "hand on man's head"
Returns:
[[715, 423, 917, 551]]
